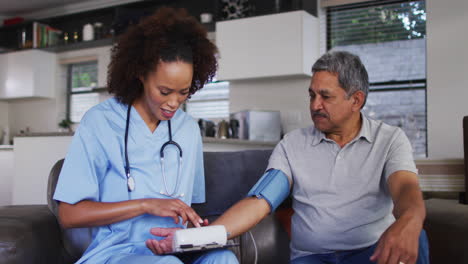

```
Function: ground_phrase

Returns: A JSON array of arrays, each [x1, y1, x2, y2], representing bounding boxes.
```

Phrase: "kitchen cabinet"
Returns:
[[12, 136, 72, 205], [0, 147, 13, 206], [216, 10, 319, 80], [0, 49, 56, 99]]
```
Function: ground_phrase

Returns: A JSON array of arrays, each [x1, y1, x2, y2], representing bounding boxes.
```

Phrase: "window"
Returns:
[[67, 61, 100, 123], [327, 0, 427, 157], [185, 81, 230, 120]]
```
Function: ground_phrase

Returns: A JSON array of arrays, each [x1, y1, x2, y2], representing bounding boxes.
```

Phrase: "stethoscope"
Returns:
[[124, 105, 184, 198]]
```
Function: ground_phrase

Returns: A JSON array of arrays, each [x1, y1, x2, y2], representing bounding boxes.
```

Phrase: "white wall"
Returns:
[[426, 0, 468, 159], [9, 98, 60, 135], [229, 76, 312, 134]]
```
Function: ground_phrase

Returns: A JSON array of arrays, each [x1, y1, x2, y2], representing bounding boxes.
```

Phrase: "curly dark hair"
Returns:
[[107, 7, 218, 105]]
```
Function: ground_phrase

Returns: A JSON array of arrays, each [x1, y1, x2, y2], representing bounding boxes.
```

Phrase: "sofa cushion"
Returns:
[[0, 205, 64, 264]]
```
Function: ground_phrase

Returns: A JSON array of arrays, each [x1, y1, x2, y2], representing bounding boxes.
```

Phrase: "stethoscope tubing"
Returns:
[[124, 104, 183, 197]]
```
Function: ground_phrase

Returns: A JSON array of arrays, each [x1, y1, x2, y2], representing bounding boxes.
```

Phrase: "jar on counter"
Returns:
[[93, 22, 103, 39], [82, 23, 94, 41]]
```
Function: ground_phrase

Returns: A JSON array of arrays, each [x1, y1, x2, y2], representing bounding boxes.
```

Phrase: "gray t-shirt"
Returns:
[[267, 114, 417, 260]]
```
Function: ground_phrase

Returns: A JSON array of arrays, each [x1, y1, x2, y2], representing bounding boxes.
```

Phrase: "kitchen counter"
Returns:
[[13, 132, 278, 147], [15, 132, 74, 137], [0, 145, 13, 150], [203, 137, 277, 146]]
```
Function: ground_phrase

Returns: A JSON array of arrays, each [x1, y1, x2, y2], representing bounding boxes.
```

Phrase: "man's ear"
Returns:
[[351, 91, 365, 111]]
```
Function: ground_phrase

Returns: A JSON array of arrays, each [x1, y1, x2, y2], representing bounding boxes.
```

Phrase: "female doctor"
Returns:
[[53, 7, 238, 264]]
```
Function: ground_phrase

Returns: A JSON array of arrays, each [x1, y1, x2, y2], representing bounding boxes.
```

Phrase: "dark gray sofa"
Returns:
[[1, 149, 468, 264], [0, 150, 290, 264]]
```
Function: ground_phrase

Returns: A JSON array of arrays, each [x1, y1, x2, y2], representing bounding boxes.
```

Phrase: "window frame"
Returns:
[[66, 60, 104, 123]]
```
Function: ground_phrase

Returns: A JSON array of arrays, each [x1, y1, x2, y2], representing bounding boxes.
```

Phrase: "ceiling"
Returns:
[[0, 0, 84, 17], [0, 0, 143, 19]]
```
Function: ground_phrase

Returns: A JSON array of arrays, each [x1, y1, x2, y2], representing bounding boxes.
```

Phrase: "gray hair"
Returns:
[[312, 51, 369, 107]]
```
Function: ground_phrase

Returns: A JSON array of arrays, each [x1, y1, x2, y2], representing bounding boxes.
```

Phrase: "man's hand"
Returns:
[[146, 227, 179, 255], [370, 215, 422, 264]]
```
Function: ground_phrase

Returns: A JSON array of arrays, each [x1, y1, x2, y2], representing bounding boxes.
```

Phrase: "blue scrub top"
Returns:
[[53, 97, 205, 263]]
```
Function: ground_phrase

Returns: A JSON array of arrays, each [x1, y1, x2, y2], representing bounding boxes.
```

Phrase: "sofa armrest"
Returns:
[[239, 214, 290, 264], [424, 199, 468, 264], [0, 205, 65, 264]]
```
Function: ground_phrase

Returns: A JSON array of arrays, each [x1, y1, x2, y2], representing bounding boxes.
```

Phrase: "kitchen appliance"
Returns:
[[229, 119, 239, 139], [217, 120, 229, 139], [231, 110, 282, 142], [1, 127, 9, 145], [198, 119, 216, 137]]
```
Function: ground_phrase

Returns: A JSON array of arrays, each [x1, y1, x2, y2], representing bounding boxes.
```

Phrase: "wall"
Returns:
[[229, 76, 312, 134], [426, 0, 468, 159], [9, 98, 60, 137]]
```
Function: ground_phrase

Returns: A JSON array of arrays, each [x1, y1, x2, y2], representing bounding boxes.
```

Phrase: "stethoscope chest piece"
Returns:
[[127, 175, 135, 192]]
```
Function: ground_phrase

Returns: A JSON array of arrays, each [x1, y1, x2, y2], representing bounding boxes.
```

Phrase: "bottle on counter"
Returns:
[[93, 22, 103, 39], [2, 127, 10, 145], [73, 31, 79, 43], [63, 32, 69, 44]]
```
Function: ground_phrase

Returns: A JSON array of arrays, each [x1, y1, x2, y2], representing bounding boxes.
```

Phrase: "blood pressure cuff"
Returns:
[[247, 169, 290, 213]]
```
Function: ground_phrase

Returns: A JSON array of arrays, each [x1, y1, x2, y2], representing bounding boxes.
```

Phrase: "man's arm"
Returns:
[[211, 197, 271, 239], [146, 168, 289, 255], [389, 170, 426, 223], [146, 197, 271, 255], [370, 170, 425, 264]]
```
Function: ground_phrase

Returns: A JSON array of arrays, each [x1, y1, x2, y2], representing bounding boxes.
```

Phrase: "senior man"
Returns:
[[214, 51, 428, 264], [152, 51, 429, 264]]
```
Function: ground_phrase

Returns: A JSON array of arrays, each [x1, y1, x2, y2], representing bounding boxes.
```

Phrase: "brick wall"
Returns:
[[332, 39, 426, 83]]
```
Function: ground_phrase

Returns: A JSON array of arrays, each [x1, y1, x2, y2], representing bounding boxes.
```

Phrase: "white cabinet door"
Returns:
[[0, 50, 56, 99], [216, 11, 319, 80], [0, 149, 14, 206]]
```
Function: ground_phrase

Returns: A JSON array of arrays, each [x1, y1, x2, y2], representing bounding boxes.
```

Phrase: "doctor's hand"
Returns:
[[141, 198, 204, 227], [370, 215, 422, 264], [146, 227, 178, 255]]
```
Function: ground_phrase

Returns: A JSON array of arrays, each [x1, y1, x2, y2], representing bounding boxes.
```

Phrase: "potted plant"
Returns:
[[58, 119, 73, 132]]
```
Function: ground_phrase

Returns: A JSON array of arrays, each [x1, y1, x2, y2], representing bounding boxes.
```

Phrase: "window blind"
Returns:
[[186, 81, 230, 119]]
